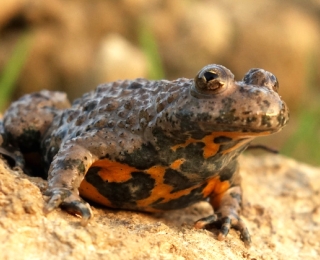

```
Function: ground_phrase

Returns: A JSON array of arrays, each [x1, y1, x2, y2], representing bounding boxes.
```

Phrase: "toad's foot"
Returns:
[[194, 212, 251, 247], [0, 146, 25, 168], [44, 188, 93, 225]]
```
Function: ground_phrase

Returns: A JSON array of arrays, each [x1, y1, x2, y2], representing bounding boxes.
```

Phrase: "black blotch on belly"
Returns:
[[163, 168, 196, 193], [122, 143, 158, 170], [218, 160, 238, 182], [213, 136, 233, 143], [178, 142, 206, 172], [85, 167, 155, 207], [151, 184, 206, 210]]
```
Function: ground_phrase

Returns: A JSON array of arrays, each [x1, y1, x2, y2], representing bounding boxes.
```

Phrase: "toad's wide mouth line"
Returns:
[[198, 121, 285, 135]]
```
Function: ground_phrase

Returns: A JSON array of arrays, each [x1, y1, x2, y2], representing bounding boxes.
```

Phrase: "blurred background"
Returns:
[[0, 0, 319, 166]]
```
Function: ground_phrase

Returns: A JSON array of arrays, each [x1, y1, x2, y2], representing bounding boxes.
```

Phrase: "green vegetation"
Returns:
[[138, 23, 165, 80], [282, 102, 320, 166], [0, 33, 32, 112], [282, 51, 320, 166]]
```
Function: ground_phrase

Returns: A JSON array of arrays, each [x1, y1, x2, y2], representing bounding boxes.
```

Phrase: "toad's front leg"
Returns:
[[195, 169, 251, 246], [44, 142, 97, 223]]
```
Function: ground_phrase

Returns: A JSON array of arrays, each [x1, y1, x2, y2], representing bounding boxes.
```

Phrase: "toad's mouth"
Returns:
[[196, 106, 288, 134], [169, 130, 268, 161], [197, 120, 285, 136]]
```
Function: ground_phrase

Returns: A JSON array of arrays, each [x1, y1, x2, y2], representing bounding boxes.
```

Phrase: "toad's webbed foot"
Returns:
[[194, 212, 251, 247], [44, 188, 93, 225]]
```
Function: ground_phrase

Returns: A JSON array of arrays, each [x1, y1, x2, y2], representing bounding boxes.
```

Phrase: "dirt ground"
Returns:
[[0, 154, 319, 260]]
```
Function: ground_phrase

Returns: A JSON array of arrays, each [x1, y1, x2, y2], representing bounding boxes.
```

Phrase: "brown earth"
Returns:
[[0, 154, 319, 260]]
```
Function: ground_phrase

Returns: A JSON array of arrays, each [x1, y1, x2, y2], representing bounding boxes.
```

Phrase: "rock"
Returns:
[[0, 0, 26, 28], [149, 1, 233, 77], [93, 34, 148, 83], [0, 154, 319, 259]]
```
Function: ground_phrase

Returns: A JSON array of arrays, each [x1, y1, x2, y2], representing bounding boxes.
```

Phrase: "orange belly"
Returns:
[[79, 159, 230, 212]]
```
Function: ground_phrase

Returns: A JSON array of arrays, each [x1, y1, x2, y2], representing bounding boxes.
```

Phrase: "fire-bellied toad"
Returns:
[[1, 64, 289, 246]]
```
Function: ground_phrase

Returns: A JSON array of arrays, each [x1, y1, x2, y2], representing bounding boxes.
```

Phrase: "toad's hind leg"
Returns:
[[1, 91, 70, 174], [3, 91, 70, 153], [195, 168, 251, 246]]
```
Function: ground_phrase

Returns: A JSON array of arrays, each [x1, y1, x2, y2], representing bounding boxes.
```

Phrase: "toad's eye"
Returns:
[[270, 74, 279, 92], [193, 64, 234, 95], [243, 69, 279, 92], [202, 71, 222, 91], [203, 71, 219, 82]]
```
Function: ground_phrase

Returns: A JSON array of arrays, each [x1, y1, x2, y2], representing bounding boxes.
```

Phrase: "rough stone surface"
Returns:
[[0, 154, 319, 259], [94, 34, 148, 83]]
